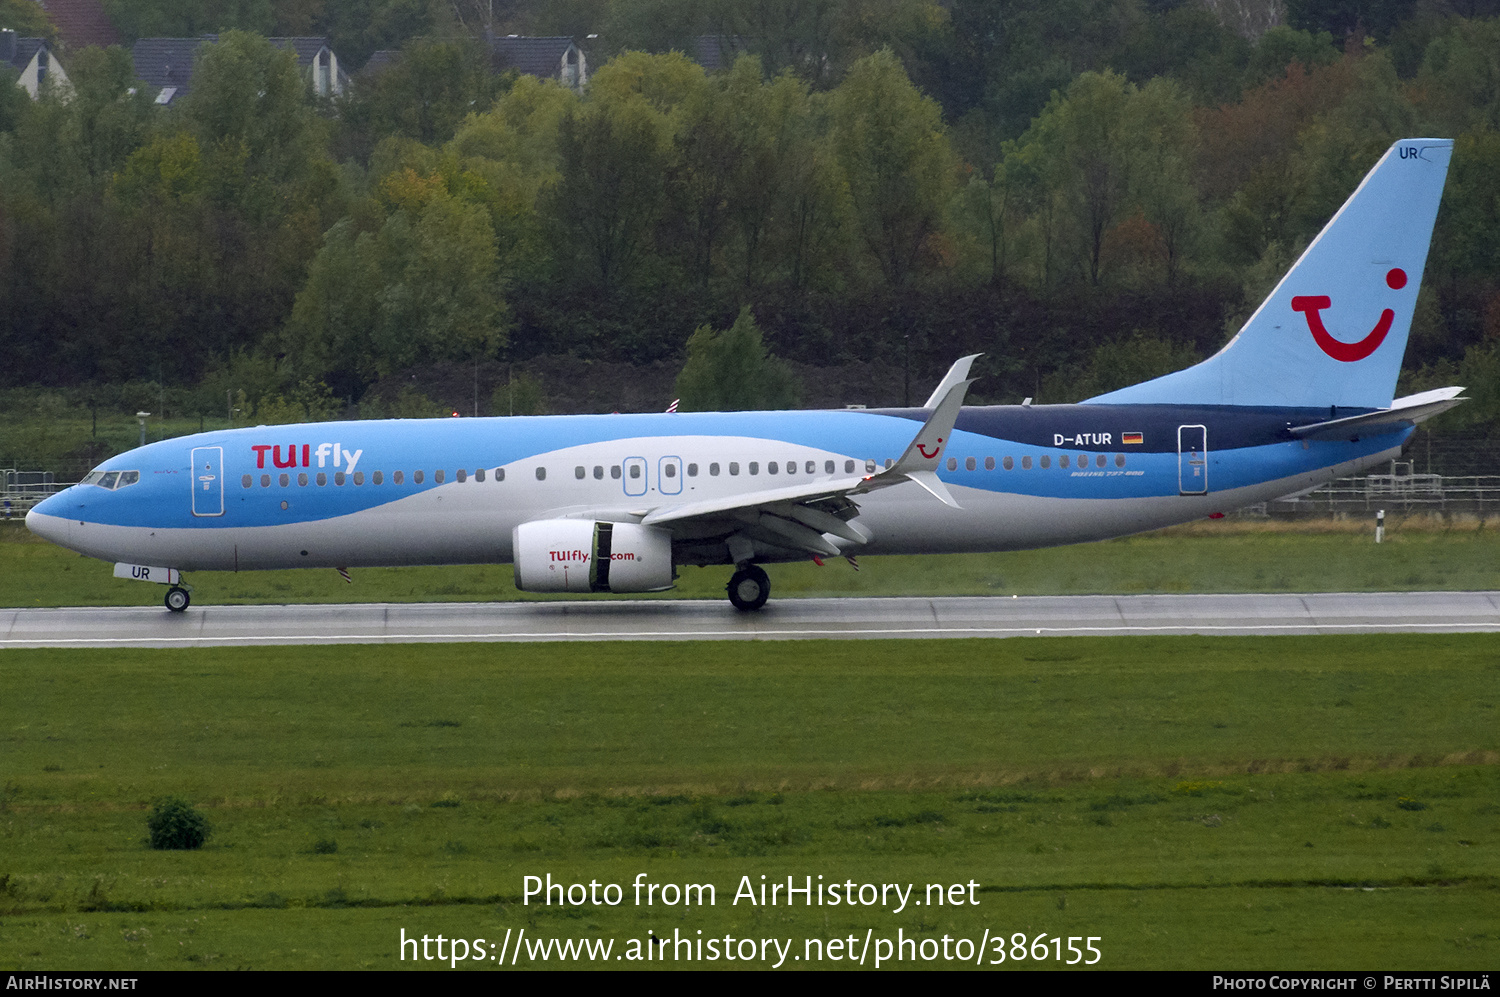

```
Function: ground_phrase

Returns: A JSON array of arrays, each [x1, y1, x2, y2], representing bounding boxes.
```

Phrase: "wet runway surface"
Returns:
[[3, 591, 1498, 648]]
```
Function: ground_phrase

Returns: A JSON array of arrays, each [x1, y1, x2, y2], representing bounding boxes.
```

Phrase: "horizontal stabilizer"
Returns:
[[1289, 386, 1466, 441]]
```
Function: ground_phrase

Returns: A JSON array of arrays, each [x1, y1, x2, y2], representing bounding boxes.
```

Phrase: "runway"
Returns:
[[1, 591, 1497, 648]]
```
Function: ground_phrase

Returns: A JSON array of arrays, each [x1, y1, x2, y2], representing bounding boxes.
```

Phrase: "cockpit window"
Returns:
[[83, 469, 139, 489]]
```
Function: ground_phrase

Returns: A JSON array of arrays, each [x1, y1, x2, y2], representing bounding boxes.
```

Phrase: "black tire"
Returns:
[[726, 565, 770, 611], [165, 586, 190, 612]]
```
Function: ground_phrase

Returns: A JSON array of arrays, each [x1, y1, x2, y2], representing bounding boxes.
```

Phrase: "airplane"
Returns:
[[27, 137, 1463, 613]]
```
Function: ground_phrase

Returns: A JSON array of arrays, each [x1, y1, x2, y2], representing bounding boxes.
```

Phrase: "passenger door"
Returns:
[[1177, 425, 1208, 495], [191, 446, 225, 516]]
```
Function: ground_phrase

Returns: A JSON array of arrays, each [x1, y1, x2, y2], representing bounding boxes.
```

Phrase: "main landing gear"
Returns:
[[165, 586, 191, 612], [727, 564, 770, 612]]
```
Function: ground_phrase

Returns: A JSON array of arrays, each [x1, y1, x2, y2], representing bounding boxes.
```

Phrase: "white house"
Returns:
[[2, 29, 70, 98]]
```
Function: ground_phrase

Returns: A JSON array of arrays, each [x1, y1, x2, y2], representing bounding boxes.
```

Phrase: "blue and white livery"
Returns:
[[28, 139, 1463, 611]]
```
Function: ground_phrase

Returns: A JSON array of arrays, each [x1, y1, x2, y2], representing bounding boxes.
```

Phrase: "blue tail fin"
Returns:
[[1085, 138, 1453, 409]]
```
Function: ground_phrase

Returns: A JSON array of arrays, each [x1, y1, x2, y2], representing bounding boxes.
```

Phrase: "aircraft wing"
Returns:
[[1288, 386, 1466, 441], [632, 368, 979, 559]]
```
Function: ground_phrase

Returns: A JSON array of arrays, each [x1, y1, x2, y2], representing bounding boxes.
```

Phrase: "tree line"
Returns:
[[0, 2, 1497, 439]]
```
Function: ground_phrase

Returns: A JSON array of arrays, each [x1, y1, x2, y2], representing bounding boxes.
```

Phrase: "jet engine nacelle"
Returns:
[[512, 519, 674, 593]]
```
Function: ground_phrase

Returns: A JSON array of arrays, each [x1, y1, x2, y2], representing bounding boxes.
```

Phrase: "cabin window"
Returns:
[[335, 472, 346, 485], [783, 461, 794, 475], [1096, 454, 1107, 468], [1078, 454, 1088, 467], [1040, 456, 1051, 469], [536, 467, 546, 481], [966, 456, 977, 471], [279, 473, 290, 486], [81, 471, 104, 486], [242, 474, 253, 488], [413, 470, 423, 484], [299, 472, 310, 486], [100, 471, 119, 489], [496, 467, 505, 481], [749, 462, 759, 475], [687, 463, 698, 477], [865, 459, 877, 473], [280, 500, 288, 510], [985, 456, 995, 470], [353, 472, 364, 485], [767, 461, 778, 475], [373, 471, 383, 484], [454, 469, 465, 482], [665, 463, 677, 478], [611, 465, 622, 480], [593, 466, 603, 480], [1060, 456, 1070, 469], [806, 461, 816, 474], [394, 471, 404, 484], [845, 460, 855, 473], [1115, 454, 1126, 467], [946, 457, 957, 471], [710, 463, 721, 476], [629, 464, 640, 479], [434, 469, 445, 484], [119, 471, 139, 487], [1002, 456, 1013, 470], [574, 465, 585, 480], [824, 460, 834, 474], [474, 468, 484, 482], [317, 472, 328, 485], [261, 474, 271, 487], [729, 462, 740, 475], [1020, 456, 1031, 470], [884, 459, 894, 469]]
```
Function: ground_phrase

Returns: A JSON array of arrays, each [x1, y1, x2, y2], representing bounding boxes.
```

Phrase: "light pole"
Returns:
[[136, 412, 150, 448]]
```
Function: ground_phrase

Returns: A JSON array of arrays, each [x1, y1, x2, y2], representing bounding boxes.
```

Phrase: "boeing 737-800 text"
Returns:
[[27, 138, 1464, 612]]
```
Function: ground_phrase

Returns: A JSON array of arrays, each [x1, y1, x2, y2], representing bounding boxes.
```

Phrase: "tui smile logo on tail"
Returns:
[[916, 438, 944, 459], [1291, 268, 1407, 362]]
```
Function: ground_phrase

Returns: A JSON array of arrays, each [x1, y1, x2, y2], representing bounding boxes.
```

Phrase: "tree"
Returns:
[[283, 179, 506, 387], [826, 48, 956, 287], [179, 30, 324, 193], [674, 306, 800, 410], [146, 797, 210, 850], [338, 37, 500, 154], [548, 102, 669, 293]]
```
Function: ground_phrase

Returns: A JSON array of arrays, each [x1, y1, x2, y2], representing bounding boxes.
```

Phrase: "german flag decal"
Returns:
[[1122, 432, 1144, 445]]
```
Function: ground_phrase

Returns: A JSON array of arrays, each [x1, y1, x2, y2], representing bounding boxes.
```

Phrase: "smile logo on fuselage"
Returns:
[[1291, 268, 1407, 362]]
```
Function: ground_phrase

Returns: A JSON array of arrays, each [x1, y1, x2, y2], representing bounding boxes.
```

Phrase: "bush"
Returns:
[[146, 797, 210, 850]]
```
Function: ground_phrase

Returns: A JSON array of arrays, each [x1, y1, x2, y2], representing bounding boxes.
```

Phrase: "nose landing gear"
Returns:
[[165, 586, 191, 612], [726, 564, 770, 611]]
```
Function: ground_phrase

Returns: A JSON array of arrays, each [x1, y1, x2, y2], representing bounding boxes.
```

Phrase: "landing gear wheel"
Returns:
[[727, 565, 770, 612], [165, 586, 191, 612]]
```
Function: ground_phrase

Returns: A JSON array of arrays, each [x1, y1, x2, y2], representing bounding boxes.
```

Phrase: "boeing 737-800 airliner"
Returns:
[[28, 138, 1464, 612]]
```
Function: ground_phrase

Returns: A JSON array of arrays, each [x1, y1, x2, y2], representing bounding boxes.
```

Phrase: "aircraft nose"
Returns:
[[25, 494, 72, 546]]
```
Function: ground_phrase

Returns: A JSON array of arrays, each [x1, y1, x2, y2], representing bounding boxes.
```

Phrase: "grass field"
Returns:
[[1, 636, 1496, 970], [4, 515, 1499, 608]]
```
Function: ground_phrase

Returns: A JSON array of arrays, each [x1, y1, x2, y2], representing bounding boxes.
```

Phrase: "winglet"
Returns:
[[856, 376, 975, 507], [922, 354, 982, 409]]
